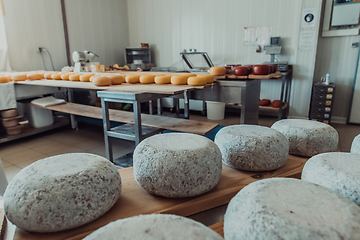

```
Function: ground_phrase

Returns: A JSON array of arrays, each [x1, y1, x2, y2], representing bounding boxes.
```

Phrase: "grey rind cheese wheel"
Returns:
[[83, 214, 224, 240], [214, 125, 289, 171], [133, 133, 222, 198], [302, 152, 360, 205], [271, 119, 339, 157], [3, 153, 122, 233], [224, 178, 360, 240], [350, 134, 360, 154]]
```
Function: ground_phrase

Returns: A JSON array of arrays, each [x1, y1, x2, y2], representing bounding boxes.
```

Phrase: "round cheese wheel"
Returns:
[[69, 74, 81, 81], [180, 73, 197, 77], [134, 133, 222, 198], [3, 153, 122, 233], [0, 76, 9, 83], [1, 109, 18, 118], [61, 73, 73, 81], [80, 74, 95, 82], [107, 75, 124, 85], [51, 73, 62, 80], [197, 74, 215, 84], [350, 134, 360, 154], [83, 214, 223, 240], [224, 178, 360, 240], [89, 75, 97, 82], [171, 75, 188, 85], [44, 72, 56, 79], [139, 75, 155, 84], [187, 76, 207, 86], [155, 75, 171, 84], [93, 76, 111, 86], [302, 152, 360, 206], [125, 75, 140, 84], [11, 74, 27, 81], [26, 73, 43, 80], [210, 67, 226, 76]]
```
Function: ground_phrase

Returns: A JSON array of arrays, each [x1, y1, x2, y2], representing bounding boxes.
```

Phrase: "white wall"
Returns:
[[127, 0, 323, 118], [2, 0, 129, 71]]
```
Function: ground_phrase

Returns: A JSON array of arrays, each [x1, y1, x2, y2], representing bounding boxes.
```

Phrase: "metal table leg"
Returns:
[[240, 81, 260, 125], [174, 98, 180, 116], [67, 88, 78, 130], [149, 100, 154, 115], [157, 98, 163, 115], [133, 101, 142, 145], [101, 98, 113, 162], [184, 90, 190, 119]]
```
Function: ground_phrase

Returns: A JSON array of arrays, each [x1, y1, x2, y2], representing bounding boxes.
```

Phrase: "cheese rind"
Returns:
[[3, 153, 122, 233], [69, 74, 81, 81], [125, 75, 140, 83], [27, 73, 43, 80], [139, 75, 155, 84], [171, 75, 188, 85], [224, 178, 360, 240], [93, 76, 111, 86], [187, 76, 207, 86], [51, 73, 62, 80], [84, 214, 223, 240], [154, 75, 171, 84], [209, 67, 226, 76], [197, 74, 215, 84], [11, 74, 27, 81], [107, 75, 124, 85]]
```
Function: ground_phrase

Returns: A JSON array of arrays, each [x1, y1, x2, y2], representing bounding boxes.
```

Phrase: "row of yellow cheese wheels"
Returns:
[[0, 72, 215, 87]]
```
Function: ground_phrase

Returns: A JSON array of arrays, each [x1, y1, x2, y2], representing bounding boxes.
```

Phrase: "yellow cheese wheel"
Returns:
[[69, 74, 81, 81], [197, 74, 214, 84], [61, 73, 73, 81], [80, 74, 95, 82], [93, 76, 111, 86], [209, 67, 226, 76], [44, 72, 56, 79], [140, 75, 155, 84], [187, 76, 207, 86], [89, 75, 97, 82], [155, 75, 171, 84], [107, 75, 124, 85], [51, 73, 62, 80], [171, 75, 188, 85], [125, 75, 140, 84], [0, 76, 9, 83], [11, 74, 27, 81], [180, 73, 197, 77]]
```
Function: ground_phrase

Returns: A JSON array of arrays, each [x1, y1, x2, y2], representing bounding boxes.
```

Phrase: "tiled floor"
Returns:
[[1, 111, 360, 182]]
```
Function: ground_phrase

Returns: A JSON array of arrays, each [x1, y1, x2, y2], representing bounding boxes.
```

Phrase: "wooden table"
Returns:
[[12, 154, 308, 240]]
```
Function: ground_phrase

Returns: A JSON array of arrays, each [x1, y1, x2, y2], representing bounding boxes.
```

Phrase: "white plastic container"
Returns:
[[206, 101, 225, 120], [28, 104, 54, 128]]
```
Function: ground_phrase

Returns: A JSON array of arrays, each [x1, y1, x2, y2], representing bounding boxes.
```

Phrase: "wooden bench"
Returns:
[[41, 102, 218, 136]]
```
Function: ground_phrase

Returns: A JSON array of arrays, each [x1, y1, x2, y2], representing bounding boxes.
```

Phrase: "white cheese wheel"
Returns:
[[134, 133, 222, 198], [154, 75, 171, 84], [125, 74, 140, 83], [210, 67, 226, 76], [84, 214, 223, 240], [215, 125, 289, 171], [93, 76, 111, 86], [197, 74, 215, 84], [302, 152, 360, 205], [11, 74, 27, 81], [271, 119, 339, 157], [139, 75, 155, 84], [224, 178, 360, 240], [171, 75, 188, 85], [350, 134, 360, 154], [51, 73, 62, 80], [3, 153, 122, 233], [187, 76, 207, 86], [80, 74, 95, 82], [69, 74, 81, 81], [26, 73, 43, 80], [107, 75, 124, 85]]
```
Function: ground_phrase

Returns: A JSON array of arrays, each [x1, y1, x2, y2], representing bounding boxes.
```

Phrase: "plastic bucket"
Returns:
[[206, 101, 225, 120]]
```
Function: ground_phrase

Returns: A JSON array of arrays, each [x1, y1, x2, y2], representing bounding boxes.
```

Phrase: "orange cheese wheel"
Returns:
[[80, 74, 95, 82], [44, 72, 56, 79], [187, 76, 207, 86], [69, 74, 81, 81], [125, 75, 140, 84], [107, 75, 124, 85], [26, 73, 43, 80], [93, 76, 111, 86], [155, 75, 171, 84], [51, 73, 62, 80], [209, 67, 226, 76], [197, 74, 214, 84], [140, 75, 155, 84], [61, 73, 73, 81], [11, 74, 27, 81], [171, 75, 188, 85], [0, 76, 9, 83]]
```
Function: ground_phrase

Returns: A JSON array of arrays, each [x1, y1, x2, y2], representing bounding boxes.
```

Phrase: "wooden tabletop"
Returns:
[[12, 154, 308, 240]]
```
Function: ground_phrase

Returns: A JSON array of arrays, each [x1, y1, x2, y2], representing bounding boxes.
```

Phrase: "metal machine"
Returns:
[[264, 37, 288, 72], [72, 51, 99, 72], [180, 51, 214, 72], [125, 48, 154, 70]]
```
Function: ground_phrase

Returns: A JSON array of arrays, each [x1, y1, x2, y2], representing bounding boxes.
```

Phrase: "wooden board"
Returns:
[[15, 80, 205, 95], [13, 155, 308, 240], [209, 221, 224, 238], [42, 102, 218, 135], [248, 71, 282, 79]]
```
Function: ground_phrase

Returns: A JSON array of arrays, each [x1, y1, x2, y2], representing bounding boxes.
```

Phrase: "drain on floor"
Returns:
[[114, 152, 133, 169]]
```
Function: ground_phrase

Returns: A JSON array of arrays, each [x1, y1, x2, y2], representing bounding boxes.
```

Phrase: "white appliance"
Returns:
[[72, 51, 99, 72]]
